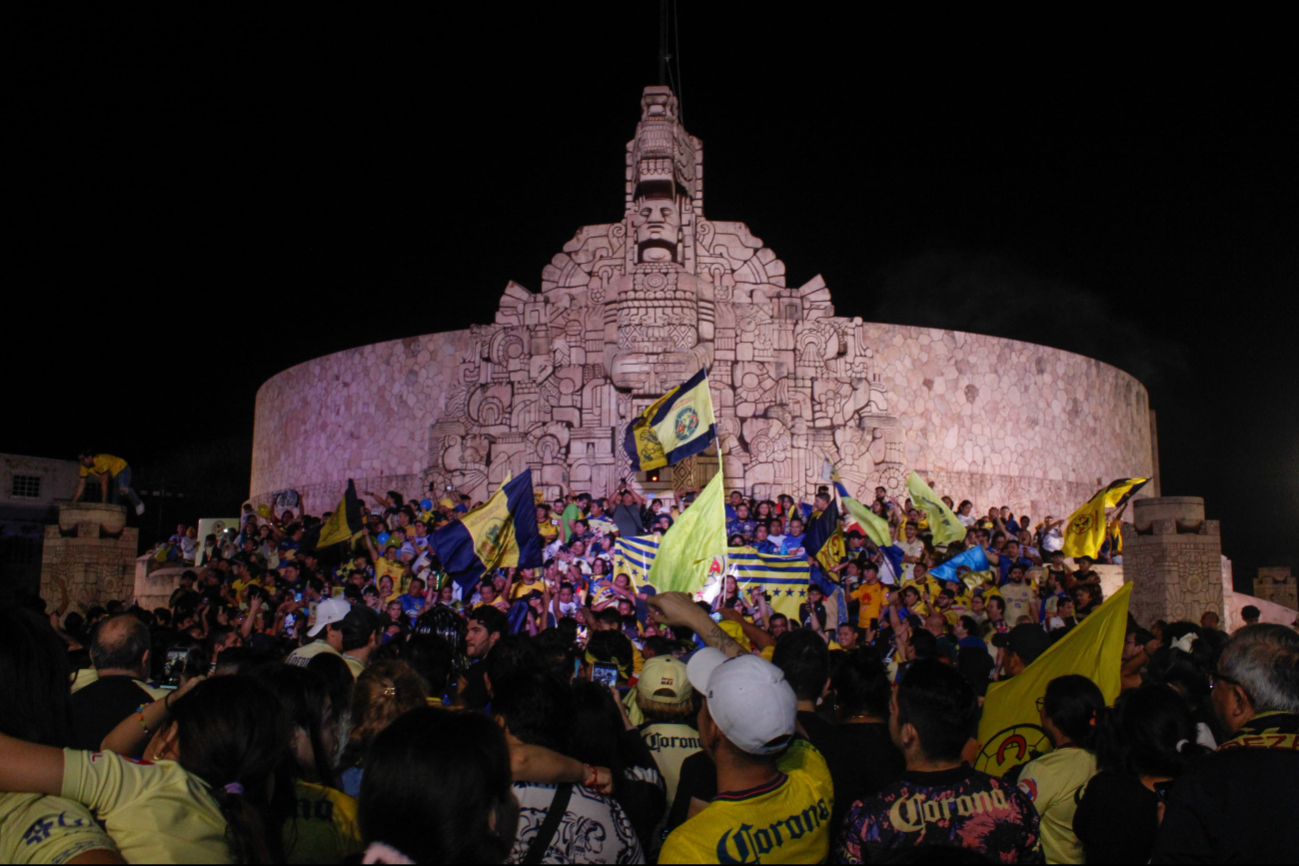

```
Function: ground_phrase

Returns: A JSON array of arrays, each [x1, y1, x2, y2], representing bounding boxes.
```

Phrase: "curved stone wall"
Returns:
[[250, 85, 1154, 520], [251, 322, 1153, 521]]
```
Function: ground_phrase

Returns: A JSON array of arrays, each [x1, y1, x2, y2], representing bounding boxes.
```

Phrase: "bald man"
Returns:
[[70, 614, 165, 749]]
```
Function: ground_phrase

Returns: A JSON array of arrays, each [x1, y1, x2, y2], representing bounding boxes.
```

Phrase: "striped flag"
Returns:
[[614, 535, 812, 622]]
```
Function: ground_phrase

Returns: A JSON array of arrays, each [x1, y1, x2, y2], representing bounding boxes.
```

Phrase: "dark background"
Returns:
[[7, 7, 1296, 591]]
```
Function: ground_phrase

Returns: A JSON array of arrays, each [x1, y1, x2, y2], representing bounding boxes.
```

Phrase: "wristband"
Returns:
[[136, 704, 150, 736], [583, 764, 597, 787]]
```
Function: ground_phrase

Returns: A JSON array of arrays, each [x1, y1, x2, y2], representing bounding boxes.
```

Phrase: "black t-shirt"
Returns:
[[70, 675, 156, 750], [665, 749, 715, 833], [612, 729, 667, 854], [798, 601, 828, 630], [1073, 770, 1160, 864], [837, 721, 906, 802], [797, 710, 855, 844]]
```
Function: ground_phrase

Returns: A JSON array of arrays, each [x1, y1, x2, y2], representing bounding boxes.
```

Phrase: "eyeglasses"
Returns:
[[1211, 670, 1253, 704], [1035, 697, 1045, 713]]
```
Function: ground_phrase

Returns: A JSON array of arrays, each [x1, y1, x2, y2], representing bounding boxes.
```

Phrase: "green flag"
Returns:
[[906, 471, 967, 546], [647, 469, 727, 594]]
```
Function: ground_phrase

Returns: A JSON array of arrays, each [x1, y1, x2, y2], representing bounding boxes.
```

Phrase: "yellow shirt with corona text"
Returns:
[[659, 739, 834, 864], [284, 779, 364, 864], [286, 639, 345, 670], [61, 749, 231, 863], [0, 792, 120, 865], [1016, 745, 1097, 864], [78, 454, 128, 478]]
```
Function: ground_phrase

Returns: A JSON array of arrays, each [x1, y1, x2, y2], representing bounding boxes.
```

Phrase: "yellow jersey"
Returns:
[[659, 739, 834, 864], [79, 454, 128, 478], [0, 792, 119, 865], [851, 582, 886, 628], [1016, 745, 1097, 865], [284, 780, 363, 864], [61, 749, 231, 863]]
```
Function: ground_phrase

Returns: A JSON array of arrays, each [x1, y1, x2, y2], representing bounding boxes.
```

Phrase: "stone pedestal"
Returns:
[[1254, 566, 1297, 612], [39, 502, 138, 613], [1120, 496, 1223, 626], [134, 558, 190, 613]]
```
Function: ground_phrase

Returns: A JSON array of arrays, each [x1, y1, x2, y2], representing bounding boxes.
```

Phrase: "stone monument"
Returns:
[[1253, 566, 1297, 612], [251, 84, 1157, 517], [1120, 496, 1224, 625], [39, 502, 138, 613]]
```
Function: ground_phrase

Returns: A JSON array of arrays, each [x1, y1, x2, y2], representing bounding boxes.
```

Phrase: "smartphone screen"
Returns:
[[709, 611, 723, 623], [162, 647, 188, 689], [592, 662, 619, 687]]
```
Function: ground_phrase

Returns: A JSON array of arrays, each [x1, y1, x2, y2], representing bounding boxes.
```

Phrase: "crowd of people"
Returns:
[[3, 475, 1297, 864]]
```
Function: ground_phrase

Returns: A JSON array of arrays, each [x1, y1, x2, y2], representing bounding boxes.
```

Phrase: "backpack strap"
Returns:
[[523, 783, 574, 864]]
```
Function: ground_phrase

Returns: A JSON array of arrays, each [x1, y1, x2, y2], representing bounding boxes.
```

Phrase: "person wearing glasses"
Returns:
[[1014, 675, 1104, 864], [1150, 624, 1299, 863]]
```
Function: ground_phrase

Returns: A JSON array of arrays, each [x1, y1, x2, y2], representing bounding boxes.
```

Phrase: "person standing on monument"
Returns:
[[612, 480, 645, 539], [73, 451, 145, 515]]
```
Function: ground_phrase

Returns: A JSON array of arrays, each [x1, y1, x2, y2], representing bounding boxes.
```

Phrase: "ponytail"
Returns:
[[212, 784, 278, 864], [170, 676, 291, 864]]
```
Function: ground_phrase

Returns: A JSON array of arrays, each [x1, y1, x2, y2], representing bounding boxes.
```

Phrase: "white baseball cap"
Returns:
[[686, 647, 797, 756], [308, 597, 351, 637]]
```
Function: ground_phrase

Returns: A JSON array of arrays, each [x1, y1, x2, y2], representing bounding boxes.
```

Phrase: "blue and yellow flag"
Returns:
[[975, 582, 1132, 775], [430, 472, 544, 595], [1061, 477, 1148, 558], [804, 498, 845, 578], [623, 367, 718, 471], [927, 545, 991, 583], [835, 480, 892, 547], [729, 548, 814, 622], [301, 480, 365, 550], [614, 535, 811, 620]]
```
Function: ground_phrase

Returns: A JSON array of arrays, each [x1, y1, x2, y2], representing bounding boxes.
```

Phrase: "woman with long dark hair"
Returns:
[[256, 664, 364, 863], [567, 679, 665, 854], [1073, 684, 1204, 864], [359, 707, 518, 863]]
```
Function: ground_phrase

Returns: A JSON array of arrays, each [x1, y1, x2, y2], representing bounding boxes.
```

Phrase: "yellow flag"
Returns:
[[974, 582, 1132, 775], [1061, 478, 1148, 558], [647, 467, 727, 594], [906, 472, 966, 545]]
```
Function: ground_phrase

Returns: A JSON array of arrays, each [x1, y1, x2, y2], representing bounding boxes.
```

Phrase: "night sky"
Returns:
[[8, 8, 1296, 589]]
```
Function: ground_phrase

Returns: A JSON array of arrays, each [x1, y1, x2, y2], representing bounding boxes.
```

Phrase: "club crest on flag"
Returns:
[[975, 724, 1054, 775], [674, 406, 699, 439]]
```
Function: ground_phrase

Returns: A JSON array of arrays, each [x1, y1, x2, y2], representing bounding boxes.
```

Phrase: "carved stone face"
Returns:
[[632, 196, 681, 262]]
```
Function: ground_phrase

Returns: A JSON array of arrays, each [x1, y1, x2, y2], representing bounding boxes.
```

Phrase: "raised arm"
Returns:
[[649, 592, 746, 658], [719, 607, 773, 650]]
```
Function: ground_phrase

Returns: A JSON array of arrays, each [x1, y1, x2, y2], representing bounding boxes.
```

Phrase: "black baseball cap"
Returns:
[[992, 624, 1051, 665]]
